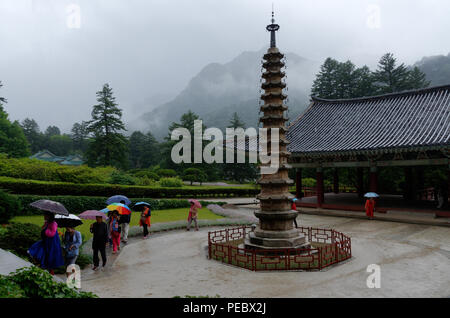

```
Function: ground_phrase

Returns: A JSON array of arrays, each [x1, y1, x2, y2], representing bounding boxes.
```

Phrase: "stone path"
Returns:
[[79, 210, 450, 298]]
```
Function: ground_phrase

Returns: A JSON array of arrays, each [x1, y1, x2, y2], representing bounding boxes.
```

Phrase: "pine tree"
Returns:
[[86, 83, 128, 168], [0, 82, 30, 157], [20, 118, 43, 153], [229, 112, 246, 129], [372, 53, 412, 94], [71, 121, 89, 154], [311, 58, 340, 99], [407, 66, 431, 90]]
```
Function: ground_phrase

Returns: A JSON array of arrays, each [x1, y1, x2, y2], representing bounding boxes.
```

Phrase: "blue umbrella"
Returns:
[[134, 202, 151, 213], [292, 198, 298, 202], [106, 195, 131, 206], [364, 192, 379, 198], [99, 208, 110, 214]]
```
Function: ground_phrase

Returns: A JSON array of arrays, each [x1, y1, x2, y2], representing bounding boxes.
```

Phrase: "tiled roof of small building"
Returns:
[[287, 85, 450, 155]]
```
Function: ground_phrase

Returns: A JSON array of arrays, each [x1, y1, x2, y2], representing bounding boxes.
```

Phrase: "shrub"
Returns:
[[0, 176, 259, 198], [0, 156, 115, 184], [159, 177, 183, 188], [0, 189, 21, 224], [157, 169, 177, 178], [5, 266, 97, 298], [0, 223, 41, 259], [0, 276, 25, 298], [15, 195, 226, 216], [133, 170, 160, 181], [108, 171, 136, 185], [182, 168, 208, 185]]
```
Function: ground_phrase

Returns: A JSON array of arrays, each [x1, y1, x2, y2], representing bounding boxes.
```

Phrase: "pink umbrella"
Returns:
[[78, 210, 106, 220], [188, 199, 202, 209]]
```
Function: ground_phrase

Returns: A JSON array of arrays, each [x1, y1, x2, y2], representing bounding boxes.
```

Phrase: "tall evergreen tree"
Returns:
[[372, 53, 412, 94], [311, 58, 340, 99], [229, 112, 246, 129], [86, 83, 128, 168], [20, 118, 44, 153], [129, 131, 160, 169], [45, 126, 61, 137], [407, 66, 431, 89], [0, 83, 30, 157], [71, 121, 89, 154]]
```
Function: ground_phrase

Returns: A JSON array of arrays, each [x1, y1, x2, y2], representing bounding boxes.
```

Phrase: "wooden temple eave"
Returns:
[[289, 146, 450, 168]]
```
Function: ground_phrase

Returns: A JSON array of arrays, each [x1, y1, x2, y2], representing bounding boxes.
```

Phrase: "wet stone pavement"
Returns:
[[78, 213, 450, 298]]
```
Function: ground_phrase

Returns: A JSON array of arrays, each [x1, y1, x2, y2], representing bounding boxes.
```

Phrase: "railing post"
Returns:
[[286, 249, 290, 271], [208, 232, 211, 259], [228, 245, 232, 265], [318, 247, 322, 270]]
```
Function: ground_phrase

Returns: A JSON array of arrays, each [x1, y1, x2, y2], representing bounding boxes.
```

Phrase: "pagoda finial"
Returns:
[[266, 5, 280, 48]]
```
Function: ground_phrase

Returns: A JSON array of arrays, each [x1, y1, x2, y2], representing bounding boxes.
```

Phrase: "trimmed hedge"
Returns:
[[14, 194, 227, 215], [0, 176, 259, 198]]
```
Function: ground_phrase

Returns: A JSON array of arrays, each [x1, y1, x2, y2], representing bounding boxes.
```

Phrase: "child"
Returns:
[[90, 215, 108, 270], [109, 211, 121, 253], [139, 206, 151, 239], [186, 201, 199, 231]]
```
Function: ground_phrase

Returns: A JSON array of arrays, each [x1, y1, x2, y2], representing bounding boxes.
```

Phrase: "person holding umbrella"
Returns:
[[186, 199, 201, 231], [364, 193, 378, 220], [135, 202, 152, 239], [62, 227, 82, 266], [118, 200, 131, 244], [28, 212, 65, 275]]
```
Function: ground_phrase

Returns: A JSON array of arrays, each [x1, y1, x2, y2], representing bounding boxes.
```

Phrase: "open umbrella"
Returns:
[[292, 198, 298, 202], [79, 210, 106, 220], [99, 208, 110, 214], [106, 195, 131, 206], [55, 214, 83, 228], [107, 203, 132, 215], [133, 202, 151, 213], [188, 199, 202, 209], [364, 192, 379, 198], [30, 199, 69, 216]]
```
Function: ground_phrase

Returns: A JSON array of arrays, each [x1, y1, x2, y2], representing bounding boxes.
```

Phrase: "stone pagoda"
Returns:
[[245, 12, 309, 251]]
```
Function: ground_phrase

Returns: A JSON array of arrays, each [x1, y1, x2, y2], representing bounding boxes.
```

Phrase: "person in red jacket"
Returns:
[[365, 198, 375, 220], [291, 198, 299, 228]]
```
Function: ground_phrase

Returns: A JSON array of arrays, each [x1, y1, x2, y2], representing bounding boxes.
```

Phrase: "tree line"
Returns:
[[0, 52, 435, 186]]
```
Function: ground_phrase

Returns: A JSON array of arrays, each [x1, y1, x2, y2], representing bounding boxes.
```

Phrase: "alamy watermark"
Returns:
[[170, 120, 281, 174], [366, 264, 381, 288]]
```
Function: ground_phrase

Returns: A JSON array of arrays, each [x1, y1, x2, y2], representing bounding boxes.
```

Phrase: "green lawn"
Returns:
[[11, 207, 222, 240]]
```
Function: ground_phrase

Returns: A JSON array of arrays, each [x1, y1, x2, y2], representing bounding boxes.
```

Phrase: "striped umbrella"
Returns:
[[107, 203, 132, 215]]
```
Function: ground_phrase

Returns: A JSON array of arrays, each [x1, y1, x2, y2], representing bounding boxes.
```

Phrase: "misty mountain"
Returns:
[[130, 48, 320, 140], [415, 53, 450, 86]]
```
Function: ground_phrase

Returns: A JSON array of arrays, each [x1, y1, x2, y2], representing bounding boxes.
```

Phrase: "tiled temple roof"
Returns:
[[287, 85, 450, 155]]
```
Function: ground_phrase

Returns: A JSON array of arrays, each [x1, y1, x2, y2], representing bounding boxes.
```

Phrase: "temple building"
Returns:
[[287, 84, 450, 214], [30, 150, 84, 166]]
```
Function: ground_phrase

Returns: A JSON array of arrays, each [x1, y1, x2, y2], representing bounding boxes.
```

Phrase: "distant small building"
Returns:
[[29, 150, 84, 166]]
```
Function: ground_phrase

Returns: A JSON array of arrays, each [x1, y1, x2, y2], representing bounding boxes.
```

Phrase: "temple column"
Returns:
[[357, 167, 364, 198], [333, 168, 339, 194], [369, 166, 378, 193], [317, 167, 324, 207], [296, 168, 302, 199], [404, 167, 414, 200]]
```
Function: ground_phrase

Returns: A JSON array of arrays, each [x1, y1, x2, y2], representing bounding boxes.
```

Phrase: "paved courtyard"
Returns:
[[80, 213, 450, 298]]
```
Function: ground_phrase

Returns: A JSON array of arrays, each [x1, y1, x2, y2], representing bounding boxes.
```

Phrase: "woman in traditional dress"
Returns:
[[28, 212, 64, 275]]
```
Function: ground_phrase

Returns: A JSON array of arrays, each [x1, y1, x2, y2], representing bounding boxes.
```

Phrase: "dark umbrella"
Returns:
[[55, 214, 83, 228], [106, 195, 131, 206], [30, 199, 69, 216], [134, 201, 151, 212]]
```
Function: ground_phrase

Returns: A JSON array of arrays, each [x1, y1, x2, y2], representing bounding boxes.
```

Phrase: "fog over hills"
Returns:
[[129, 48, 320, 140]]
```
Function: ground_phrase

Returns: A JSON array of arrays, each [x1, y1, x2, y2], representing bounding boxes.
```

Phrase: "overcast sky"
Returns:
[[1, 0, 449, 133]]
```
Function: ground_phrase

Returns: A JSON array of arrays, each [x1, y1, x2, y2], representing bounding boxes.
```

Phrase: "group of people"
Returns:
[[27, 202, 153, 274], [90, 204, 151, 270]]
